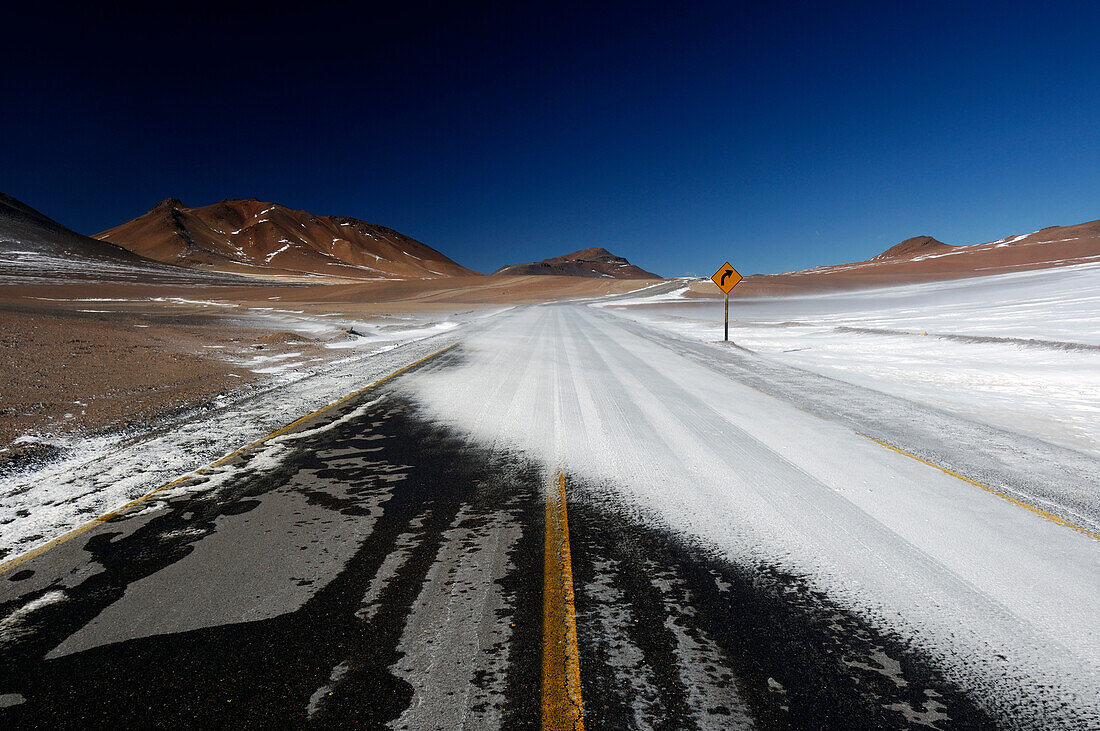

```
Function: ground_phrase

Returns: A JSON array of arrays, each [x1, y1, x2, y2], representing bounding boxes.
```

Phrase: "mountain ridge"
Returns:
[[493, 246, 661, 279], [732, 217, 1100, 295], [96, 198, 478, 280], [0, 192, 245, 284]]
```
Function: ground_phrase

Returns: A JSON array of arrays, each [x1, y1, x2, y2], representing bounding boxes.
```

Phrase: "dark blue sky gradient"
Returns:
[[4, 2, 1099, 276]]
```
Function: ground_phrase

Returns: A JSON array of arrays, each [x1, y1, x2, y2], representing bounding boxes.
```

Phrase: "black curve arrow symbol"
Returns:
[[720, 268, 732, 286]]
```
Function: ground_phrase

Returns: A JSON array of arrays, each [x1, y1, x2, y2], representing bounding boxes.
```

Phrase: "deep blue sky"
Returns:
[[4, 2, 1099, 276]]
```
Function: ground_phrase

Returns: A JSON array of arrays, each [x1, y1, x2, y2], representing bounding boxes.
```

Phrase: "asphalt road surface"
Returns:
[[2, 304, 1097, 729]]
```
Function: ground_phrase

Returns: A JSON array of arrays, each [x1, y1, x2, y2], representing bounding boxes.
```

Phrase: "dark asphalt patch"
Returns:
[[0, 378, 546, 728]]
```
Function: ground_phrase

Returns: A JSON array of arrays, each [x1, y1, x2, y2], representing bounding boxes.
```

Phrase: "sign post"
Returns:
[[710, 262, 743, 342]]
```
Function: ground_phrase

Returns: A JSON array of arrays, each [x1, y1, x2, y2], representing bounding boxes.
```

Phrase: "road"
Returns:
[[1, 304, 1097, 729]]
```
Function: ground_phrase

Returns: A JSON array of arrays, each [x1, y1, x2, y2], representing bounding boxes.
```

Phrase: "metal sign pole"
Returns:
[[724, 293, 729, 341]]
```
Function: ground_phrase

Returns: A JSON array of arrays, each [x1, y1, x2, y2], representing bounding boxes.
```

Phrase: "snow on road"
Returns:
[[603, 262, 1100, 456], [398, 304, 1100, 726]]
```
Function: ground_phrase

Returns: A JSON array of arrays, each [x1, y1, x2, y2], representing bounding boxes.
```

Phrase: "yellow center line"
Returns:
[[542, 470, 585, 730], [0, 342, 460, 576], [860, 434, 1100, 541]]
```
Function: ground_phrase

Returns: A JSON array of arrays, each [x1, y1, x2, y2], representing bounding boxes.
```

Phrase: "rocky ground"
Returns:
[[0, 306, 315, 470], [0, 275, 657, 471]]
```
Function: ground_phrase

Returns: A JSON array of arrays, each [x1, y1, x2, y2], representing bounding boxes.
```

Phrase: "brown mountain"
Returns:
[[715, 218, 1100, 296], [871, 235, 953, 261], [0, 192, 243, 285], [96, 198, 478, 280], [493, 247, 661, 279]]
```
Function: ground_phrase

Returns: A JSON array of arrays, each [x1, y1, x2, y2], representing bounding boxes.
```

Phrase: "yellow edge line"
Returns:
[[0, 342, 460, 576], [623, 327, 1097, 542], [860, 434, 1099, 541], [542, 470, 585, 730]]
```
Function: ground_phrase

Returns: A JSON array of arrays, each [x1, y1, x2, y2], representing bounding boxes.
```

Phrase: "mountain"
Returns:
[[731, 219, 1100, 295], [96, 198, 478, 280], [871, 235, 953, 260], [0, 192, 243, 285], [493, 247, 661, 279]]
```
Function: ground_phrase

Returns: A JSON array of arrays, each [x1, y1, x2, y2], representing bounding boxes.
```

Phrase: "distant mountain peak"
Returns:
[[153, 197, 185, 211], [872, 235, 952, 261], [558, 246, 614, 259], [493, 247, 661, 279]]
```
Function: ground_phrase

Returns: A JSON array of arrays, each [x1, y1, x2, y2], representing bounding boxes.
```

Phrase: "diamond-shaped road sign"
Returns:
[[711, 262, 743, 295]]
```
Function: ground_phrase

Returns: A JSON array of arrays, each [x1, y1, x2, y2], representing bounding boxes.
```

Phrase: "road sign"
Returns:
[[711, 261, 743, 341], [711, 262, 742, 294]]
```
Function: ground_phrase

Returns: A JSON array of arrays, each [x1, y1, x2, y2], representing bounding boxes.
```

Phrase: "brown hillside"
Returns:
[[96, 198, 478, 280], [688, 219, 1100, 297], [0, 192, 245, 285]]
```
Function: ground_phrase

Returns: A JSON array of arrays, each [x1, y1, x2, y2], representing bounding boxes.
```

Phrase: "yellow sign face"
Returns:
[[711, 262, 742, 294]]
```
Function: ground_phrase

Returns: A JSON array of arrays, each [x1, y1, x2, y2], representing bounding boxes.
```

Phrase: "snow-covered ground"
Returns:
[[0, 307, 507, 563], [24, 295, 477, 348], [601, 262, 1100, 456], [398, 303, 1100, 726]]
